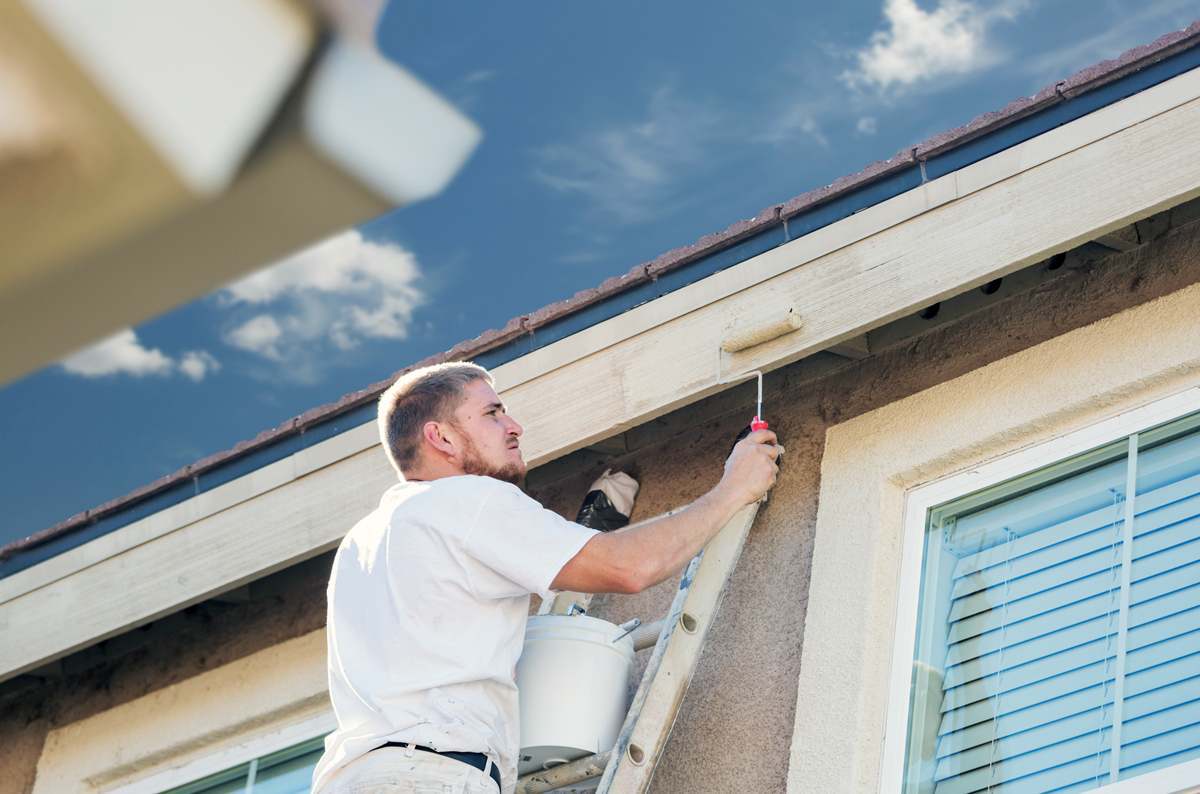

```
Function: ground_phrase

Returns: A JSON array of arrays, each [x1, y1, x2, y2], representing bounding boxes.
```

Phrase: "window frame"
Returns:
[[879, 386, 1200, 794], [110, 711, 332, 794]]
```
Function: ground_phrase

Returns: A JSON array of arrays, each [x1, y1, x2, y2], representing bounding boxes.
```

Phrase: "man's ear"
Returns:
[[422, 420, 456, 459]]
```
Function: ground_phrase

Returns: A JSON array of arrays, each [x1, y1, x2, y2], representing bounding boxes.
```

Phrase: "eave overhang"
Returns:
[[2, 27, 1200, 683]]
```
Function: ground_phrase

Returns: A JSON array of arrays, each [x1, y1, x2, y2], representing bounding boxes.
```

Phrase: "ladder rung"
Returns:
[[516, 750, 612, 793]]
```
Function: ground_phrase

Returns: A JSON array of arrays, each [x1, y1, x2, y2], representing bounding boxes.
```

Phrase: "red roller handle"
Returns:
[[751, 417, 768, 432]]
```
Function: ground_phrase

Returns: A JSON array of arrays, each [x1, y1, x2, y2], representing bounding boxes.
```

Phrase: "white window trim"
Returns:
[[109, 711, 333, 794], [879, 386, 1200, 794], [31, 629, 330, 794]]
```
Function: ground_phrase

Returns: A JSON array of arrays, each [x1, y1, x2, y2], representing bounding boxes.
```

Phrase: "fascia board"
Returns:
[[2, 67, 1200, 683]]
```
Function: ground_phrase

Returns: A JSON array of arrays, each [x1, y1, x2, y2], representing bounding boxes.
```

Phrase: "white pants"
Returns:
[[318, 747, 501, 794]]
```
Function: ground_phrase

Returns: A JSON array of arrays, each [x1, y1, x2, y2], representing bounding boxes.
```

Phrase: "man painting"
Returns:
[[313, 362, 780, 793]]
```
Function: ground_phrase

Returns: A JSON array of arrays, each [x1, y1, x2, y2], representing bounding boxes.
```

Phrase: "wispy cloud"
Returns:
[[451, 68, 497, 112], [60, 329, 219, 381], [220, 229, 425, 380], [754, 104, 830, 148], [531, 82, 722, 224], [856, 116, 879, 135], [843, 0, 1030, 94]]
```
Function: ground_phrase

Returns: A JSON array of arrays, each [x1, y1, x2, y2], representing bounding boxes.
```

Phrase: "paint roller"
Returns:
[[720, 306, 803, 356], [716, 307, 799, 497], [717, 306, 802, 432]]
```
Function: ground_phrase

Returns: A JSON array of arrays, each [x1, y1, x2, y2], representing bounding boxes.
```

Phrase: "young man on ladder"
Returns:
[[312, 362, 780, 794]]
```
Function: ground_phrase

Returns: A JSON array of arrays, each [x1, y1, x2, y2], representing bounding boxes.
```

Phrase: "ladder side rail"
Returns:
[[597, 502, 761, 793], [594, 546, 705, 792]]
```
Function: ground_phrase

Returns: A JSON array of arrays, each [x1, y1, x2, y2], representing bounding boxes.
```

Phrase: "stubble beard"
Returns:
[[458, 434, 525, 486]]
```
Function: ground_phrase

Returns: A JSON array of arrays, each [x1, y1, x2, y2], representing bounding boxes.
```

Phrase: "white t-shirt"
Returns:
[[311, 475, 598, 794]]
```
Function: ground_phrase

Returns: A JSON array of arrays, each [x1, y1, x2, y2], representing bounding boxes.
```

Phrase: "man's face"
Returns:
[[448, 379, 526, 485]]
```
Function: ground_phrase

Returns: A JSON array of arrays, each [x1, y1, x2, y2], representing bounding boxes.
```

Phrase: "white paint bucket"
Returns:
[[516, 614, 635, 777]]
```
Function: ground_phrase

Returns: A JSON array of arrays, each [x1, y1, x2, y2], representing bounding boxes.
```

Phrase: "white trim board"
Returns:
[[110, 712, 333, 794], [0, 421, 380, 605], [3, 66, 1200, 683], [492, 64, 1200, 392]]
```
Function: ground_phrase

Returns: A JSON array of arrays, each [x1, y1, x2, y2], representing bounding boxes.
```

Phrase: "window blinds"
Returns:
[[905, 422, 1200, 794]]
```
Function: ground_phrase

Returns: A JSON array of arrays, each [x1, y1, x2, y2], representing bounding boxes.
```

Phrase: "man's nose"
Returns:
[[505, 415, 524, 437]]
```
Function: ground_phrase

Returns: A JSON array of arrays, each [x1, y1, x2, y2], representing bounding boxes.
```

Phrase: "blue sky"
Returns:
[[2, 0, 1196, 545]]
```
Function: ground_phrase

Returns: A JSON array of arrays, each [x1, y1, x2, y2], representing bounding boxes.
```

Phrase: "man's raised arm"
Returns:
[[550, 429, 782, 594]]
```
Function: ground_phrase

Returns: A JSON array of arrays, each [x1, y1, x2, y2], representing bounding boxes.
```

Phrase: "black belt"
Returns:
[[376, 742, 501, 790]]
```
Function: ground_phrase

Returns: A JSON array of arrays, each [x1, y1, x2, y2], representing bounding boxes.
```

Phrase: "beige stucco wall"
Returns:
[[2, 217, 1198, 794], [789, 247, 1200, 792], [32, 630, 329, 793]]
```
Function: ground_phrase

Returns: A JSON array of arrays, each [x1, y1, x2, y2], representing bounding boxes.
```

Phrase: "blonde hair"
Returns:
[[377, 362, 492, 475]]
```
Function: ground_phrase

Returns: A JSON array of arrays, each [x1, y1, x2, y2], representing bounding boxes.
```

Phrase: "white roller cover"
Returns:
[[26, 0, 313, 195], [303, 38, 482, 205], [587, 469, 639, 518]]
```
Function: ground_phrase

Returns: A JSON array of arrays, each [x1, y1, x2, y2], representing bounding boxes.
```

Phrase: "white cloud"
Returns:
[[844, 0, 1029, 93], [59, 329, 219, 381], [225, 314, 283, 359], [60, 329, 174, 377], [179, 350, 221, 381], [220, 230, 425, 375], [532, 82, 722, 223], [856, 116, 879, 135]]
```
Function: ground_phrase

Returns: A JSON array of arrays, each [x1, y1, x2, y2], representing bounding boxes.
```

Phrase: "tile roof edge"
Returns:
[[5, 19, 1199, 563]]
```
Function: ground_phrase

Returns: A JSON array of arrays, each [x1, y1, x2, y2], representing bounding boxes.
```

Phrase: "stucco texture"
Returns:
[[528, 215, 1200, 793], [1, 214, 1198, 794]]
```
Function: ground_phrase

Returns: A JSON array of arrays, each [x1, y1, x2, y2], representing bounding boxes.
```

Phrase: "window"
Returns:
[[165, 737, 323, 794], [899, 410, 1200, 793]]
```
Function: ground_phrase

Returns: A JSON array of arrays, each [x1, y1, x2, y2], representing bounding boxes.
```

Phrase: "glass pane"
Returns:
[[162, 738, 324, 794], [165, 764, 249, 794], [903, 452, 1129, 794], [251, 746, 323, 794], [1122, 426, 1200, 782]]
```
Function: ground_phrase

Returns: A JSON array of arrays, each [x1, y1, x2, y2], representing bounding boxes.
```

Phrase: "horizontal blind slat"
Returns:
[[941, 660, 1114, 716], [952, 515, 1121, 585], [943, 623, 1117, 690], [950, 564, 1120, 625], [947, 592, 1116, 651], [1121, 697, 1200, 744], [936, 707, 1111, 770], [1121, 674, 1200, 722], [1130, 535, 1200, 587], [942, 643, 1115, 714], [938, 682, 1112, 744], [1126, 631, 1200, 678], [1119, 722, 1200, 773], [1128, 580, 1200, 629], [1124, 652, 1200, 699], [933, 730, 1111, 794]]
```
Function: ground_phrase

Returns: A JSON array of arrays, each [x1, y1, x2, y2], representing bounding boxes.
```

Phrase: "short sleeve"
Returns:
[[463, 479, 599, 599]]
